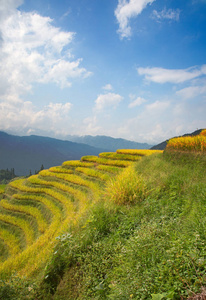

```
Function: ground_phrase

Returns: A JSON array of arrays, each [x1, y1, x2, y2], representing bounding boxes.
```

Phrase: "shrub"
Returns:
[[105, 165, 146, 205]]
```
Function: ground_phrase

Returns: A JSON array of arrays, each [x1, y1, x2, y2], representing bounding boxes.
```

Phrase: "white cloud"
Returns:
[[0, 100, 72, 134], [0, 0, 92, 136], [0, 1, 91, 103], [115, 0, 155, 39], [116, 100, 171, 143], [129, 96, 146, 108], [40, 59, 90, 88], [176, 85, 206, 99], [137, 65, 206, 84], [102, 84, 113, 91], [116, 95, 206, 144], [82, 116, 101, 135], [151, 8, 180, 22], [146, 100, 170, 112], [34, 102, 72, 122], [0, 0, 23, 20], [94, 93, 123, 111]]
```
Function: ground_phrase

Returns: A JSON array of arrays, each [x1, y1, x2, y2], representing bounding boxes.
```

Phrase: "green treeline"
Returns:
[[0, 168, 16, 183]]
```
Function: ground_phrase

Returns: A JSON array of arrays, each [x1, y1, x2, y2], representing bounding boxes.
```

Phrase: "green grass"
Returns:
[[0, 151, 205, 299], [42, 152, 206, 299]]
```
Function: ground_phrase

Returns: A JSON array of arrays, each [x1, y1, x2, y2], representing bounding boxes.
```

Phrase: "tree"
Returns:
[[0, 168, 16, 182], [11, 168, 15, 178]]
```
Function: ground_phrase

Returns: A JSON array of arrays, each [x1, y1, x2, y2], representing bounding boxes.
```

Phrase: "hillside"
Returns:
[[47, 150, 206, 299], [0, 147, 162, 297], [0, 130, 205, 299], [151, 129, 204, 150], [66, 134, 152, 151], [0, 132, 107, 176]]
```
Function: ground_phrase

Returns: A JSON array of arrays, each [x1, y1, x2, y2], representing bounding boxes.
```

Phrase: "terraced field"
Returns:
[[0, 149, 162, 279], [166, 129, 206, 152]]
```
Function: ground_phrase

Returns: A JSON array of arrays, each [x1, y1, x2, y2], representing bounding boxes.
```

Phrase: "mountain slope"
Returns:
[[0, 132, 107, 176], [66, 135, 152, 151]]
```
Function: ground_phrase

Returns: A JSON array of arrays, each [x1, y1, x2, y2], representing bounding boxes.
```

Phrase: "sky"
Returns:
[[0, 0, 205, 144]]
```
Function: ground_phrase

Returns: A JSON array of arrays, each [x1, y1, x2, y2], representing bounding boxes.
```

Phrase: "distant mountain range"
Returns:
[[151, 129, 204, 150], [0, 132, 152, 176], [1, 129, 203, 176], [66, 135, 152, 152], [0, 132, 105, 176]]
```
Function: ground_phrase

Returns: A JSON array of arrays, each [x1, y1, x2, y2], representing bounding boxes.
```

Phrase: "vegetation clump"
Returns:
[[106, 165, 146, 205]]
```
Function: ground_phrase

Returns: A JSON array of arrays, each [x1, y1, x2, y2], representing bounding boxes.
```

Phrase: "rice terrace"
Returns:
[[0, 130, 206, 299]]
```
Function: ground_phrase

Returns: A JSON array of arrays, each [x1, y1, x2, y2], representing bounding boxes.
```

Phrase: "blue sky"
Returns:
[[0, 0, 205, 143]]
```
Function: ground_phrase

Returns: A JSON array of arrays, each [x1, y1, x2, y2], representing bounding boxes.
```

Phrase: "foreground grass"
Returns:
[[1, 151, 206, 299], [40, 151, 206, 299]]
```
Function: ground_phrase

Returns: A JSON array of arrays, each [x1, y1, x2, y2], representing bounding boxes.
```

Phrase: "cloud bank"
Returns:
[[0, 0, 91, 134]]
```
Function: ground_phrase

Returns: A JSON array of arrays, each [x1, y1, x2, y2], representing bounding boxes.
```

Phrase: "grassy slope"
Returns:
[[46, 151, 206, 300], [0, 151, 205, 299]]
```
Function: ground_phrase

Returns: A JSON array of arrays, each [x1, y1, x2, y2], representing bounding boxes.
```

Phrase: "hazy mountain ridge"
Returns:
[[0, 132, 107, 176], [0, 132, 151, 176], [66, 135, 152, 151]]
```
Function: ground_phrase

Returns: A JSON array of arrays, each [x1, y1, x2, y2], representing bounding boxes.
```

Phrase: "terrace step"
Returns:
[[0, 149, 159, 277]]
